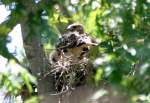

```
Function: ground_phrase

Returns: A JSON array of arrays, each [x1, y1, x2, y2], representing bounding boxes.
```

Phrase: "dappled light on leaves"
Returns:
[[0, 0, 150, 102]]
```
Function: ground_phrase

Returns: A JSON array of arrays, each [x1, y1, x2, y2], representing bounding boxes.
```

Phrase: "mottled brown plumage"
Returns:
[[51, 23, 97, 63], [49, 23, 98, 92]]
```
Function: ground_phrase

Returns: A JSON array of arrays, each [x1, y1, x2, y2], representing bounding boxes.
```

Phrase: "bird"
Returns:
[[66, 23, 97, 46], [56, 23, 97, 50], [50, 23, 97, 63]]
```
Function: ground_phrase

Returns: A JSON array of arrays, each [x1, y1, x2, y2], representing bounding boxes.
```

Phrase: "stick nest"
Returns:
[[50, 56, 89, 93]]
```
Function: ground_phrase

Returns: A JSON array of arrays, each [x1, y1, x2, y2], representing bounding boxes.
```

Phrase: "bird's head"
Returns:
[[66, 23, 84, 34]]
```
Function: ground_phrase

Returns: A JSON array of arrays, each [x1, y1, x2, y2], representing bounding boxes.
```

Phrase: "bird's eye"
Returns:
[[63, 49, 68, 53], [73, 26, 76, 29], [82, 47, 89, 51], [52, 57, 57, 62]]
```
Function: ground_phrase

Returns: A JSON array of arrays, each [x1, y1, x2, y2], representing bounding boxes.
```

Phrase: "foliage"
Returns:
[[0, 0, 150, 102], [0, 60, 36, 95]]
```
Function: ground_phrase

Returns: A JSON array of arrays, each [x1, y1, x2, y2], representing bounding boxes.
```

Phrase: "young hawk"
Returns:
[[50, 23, 97, 63]]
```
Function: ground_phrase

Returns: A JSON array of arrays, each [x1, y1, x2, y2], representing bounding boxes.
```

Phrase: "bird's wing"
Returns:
[[56, 32, 80, 49]]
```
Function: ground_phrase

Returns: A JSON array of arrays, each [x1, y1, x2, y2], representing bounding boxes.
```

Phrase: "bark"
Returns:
[[20, 2, 55, 100], [21, 20, 55, 98]]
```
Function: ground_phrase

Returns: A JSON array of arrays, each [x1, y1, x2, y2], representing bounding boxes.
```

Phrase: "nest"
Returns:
[[50, 55, 89, 92]]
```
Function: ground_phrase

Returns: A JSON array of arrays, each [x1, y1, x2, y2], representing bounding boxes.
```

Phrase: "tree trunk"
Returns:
[[20, 15, 55, 100]]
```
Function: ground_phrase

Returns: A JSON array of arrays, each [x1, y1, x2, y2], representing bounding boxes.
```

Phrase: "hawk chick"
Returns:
[[50, 23, 97, 63]]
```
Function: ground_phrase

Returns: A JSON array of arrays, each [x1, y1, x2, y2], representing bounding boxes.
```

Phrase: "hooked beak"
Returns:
[[86, 42, 98, 46], [81, 38, 98, 46], [81, 36, 98, 46]]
